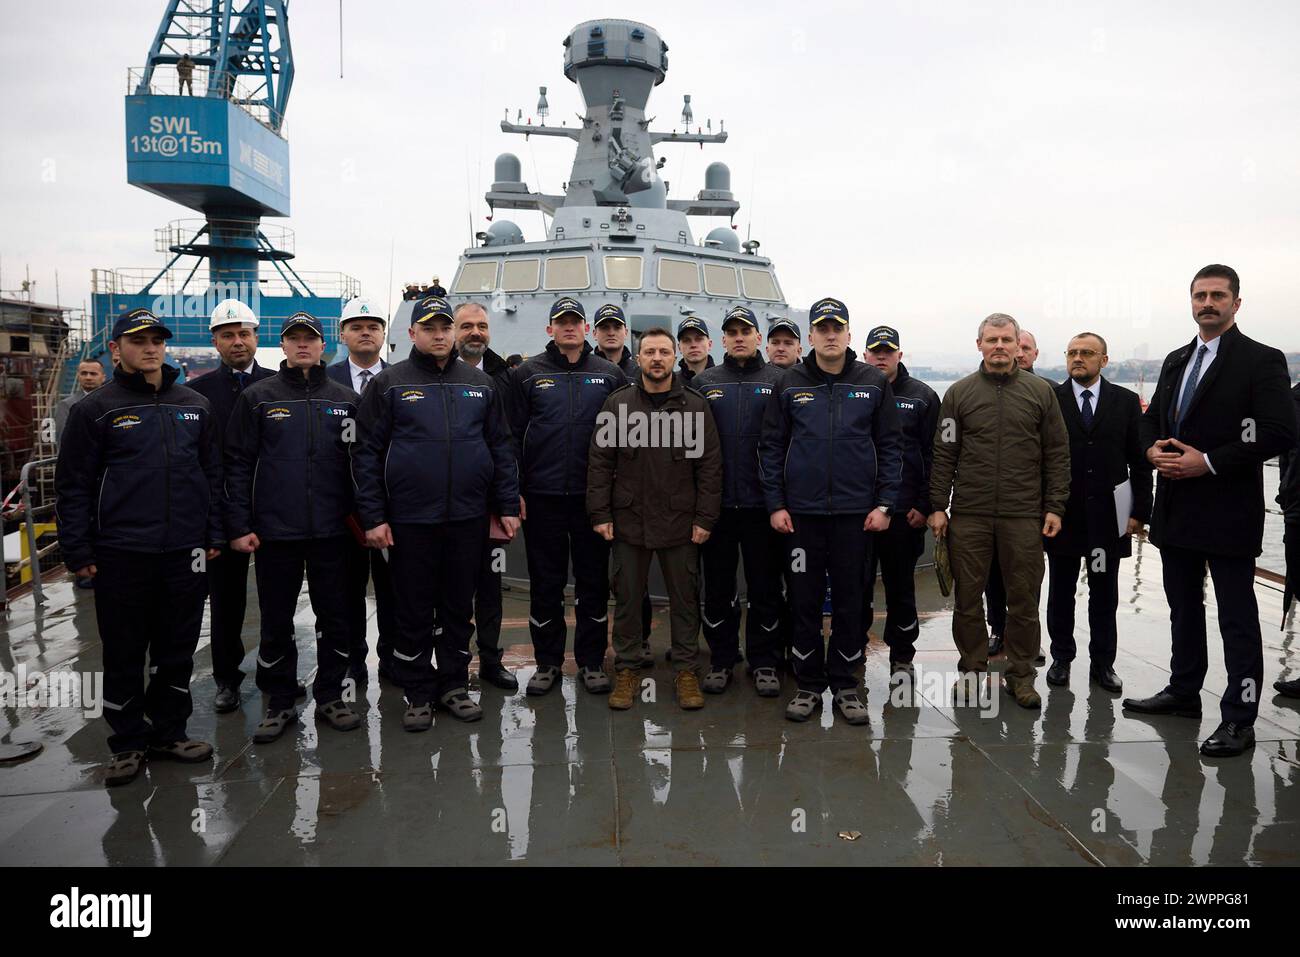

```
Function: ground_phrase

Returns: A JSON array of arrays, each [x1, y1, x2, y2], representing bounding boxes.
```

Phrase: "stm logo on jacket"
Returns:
[[352, 347, 519, 528]]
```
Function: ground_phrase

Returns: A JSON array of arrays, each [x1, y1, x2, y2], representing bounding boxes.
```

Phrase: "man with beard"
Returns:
[[590, 328, 722, 711], [456, 301, 522, 691]]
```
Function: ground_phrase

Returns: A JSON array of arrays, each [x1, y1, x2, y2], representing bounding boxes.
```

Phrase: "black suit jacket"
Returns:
[[187, 361, 276, 439], [1046, 377, 1152, 559], [326, 357, 385, 392], [1139, 323, 1296, 557]]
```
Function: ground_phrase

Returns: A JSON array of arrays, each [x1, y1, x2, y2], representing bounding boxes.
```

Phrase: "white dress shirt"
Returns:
[[1174, 333, 1222, 474], [1071, 376, 1101, 416], [348, 358, 382, 394]]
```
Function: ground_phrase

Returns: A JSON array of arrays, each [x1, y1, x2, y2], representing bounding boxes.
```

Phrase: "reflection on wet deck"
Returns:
[[1, 536, 1298, 866]]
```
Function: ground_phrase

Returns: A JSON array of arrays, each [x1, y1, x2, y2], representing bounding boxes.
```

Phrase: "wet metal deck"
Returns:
[[1, 538, 1298, 866]]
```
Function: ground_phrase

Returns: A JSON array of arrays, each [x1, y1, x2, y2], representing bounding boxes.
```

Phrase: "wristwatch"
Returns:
[[876, 505, 891, 517]]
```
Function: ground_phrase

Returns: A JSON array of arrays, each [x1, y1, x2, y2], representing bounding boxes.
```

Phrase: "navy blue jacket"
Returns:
[[759, 348, 904, 515], [509, 341, 627, 497], [326, 357, 387, 392], [598, 345, 637, 378], [223, 362, 360, 541], [353, 347, 519, 528], [888, 363, 941, 515], [55, 364, 223, 570], [693, 353, 782, 509], [187, 360, 275, 442]]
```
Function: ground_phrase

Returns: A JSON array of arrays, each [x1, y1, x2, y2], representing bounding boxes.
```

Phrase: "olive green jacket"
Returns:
[[929, 364, 1070, 518]]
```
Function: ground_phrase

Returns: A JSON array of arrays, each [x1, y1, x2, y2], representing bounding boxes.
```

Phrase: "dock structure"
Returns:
[[1, 537, 1296, 866]]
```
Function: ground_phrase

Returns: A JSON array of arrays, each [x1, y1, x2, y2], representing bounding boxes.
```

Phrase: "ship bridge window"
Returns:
[[502, 258, 540, 292], [453, 261, 498, 294], [603, 255, 643, 290], [543, 255, 591, 291], [703, 263, 739, 297], [741, 267, 780, 301], [658, 258, 701, 294]]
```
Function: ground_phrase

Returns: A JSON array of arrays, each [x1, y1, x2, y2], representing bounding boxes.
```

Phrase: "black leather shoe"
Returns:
[[1199, 722, 1255, 757], [294, 683, 308, 699], [1090, 667, 1122, 694], [479, 661, 519, 692], [1122, 690, 1201, 718], [1034, 651, 1047, 665], [1273, 677, 1300, 699], [987, 633, 1004, 657], [1045, 661, 1070, 687], [213, 684, 240, 714]]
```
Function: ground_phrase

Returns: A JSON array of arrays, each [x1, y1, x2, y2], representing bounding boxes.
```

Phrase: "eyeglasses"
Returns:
[[1064, 349, 1102, 359]]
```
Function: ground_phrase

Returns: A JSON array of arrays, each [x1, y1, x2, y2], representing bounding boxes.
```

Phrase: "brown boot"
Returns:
[[675, 671, 705, 710], [1003, 674, 1042, 709], [609, 669, 639, 710]]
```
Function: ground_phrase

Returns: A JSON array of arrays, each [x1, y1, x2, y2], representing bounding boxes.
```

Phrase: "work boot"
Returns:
[[438, 689, 483, 722], [1274, 677, 1300, 699], [702, 667, 731, 694], [526, 665, 561, 696], [579, 666, 611, 694], [104, 750, 146, 788], [785, 690, 823, 722], [1003, 674, 1042, 709], [675, 671, 705, 710], [752, 667, 781, 697], [951, 671, 984, 707], [402, 701, 434, 732], [254, 708, 298, 744], [832, 690, 870, 726], [315, 700, 362, 732], [609, 669, 639, 710]]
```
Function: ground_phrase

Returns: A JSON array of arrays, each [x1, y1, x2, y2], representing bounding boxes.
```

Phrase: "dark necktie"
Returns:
[[1174, 344, 1208, 438], [236, 370, 249, 391], [358, 369, 372, 394], [1081, 388, 1094, 429]]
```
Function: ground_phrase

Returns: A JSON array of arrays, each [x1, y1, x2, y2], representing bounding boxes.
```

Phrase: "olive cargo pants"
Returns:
[[948, 514, 1044, 679]]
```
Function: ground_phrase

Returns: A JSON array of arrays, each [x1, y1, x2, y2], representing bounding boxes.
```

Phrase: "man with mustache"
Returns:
[[1124, 264, 1296, 756], [929, 313, 1070, 710], [328, 297, 397, 687], [456, 301, 522, 691]]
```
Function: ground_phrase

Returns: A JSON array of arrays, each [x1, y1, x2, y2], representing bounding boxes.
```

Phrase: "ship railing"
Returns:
[[126, 67, 284, 133], [1, 457, 60, 606]]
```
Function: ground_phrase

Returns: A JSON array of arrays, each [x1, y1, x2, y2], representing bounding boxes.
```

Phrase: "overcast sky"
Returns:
[[2, 0, 1297, 368]]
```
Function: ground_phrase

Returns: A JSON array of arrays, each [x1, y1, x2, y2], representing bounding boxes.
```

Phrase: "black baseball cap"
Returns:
[[112, 308, 174, 340], [281, 312, 324, 338], [808, 297, 849, 328], [549, 297, 586, 322], [411, 296, 454, 325], [593, 303, 626, 327], [768, 317, 801, 340], [677, 315, 710, 338], [722, 306, 757, 330], [866, 325, 901, 350]]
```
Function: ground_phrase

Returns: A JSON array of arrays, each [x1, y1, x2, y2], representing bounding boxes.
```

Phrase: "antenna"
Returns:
[[537, 86, 549, 122], [338, 0, 344, 78], [385, 237, 395, 324]]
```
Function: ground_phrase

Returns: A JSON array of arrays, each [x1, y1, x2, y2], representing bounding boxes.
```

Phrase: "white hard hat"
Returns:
[[340, 296, 386, 327], [209, 299, 259, 329]]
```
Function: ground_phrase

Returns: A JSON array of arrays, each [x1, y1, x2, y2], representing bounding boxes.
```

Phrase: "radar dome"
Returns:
[[704, 227, 741, 252], [484, 220, 524, 246]]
